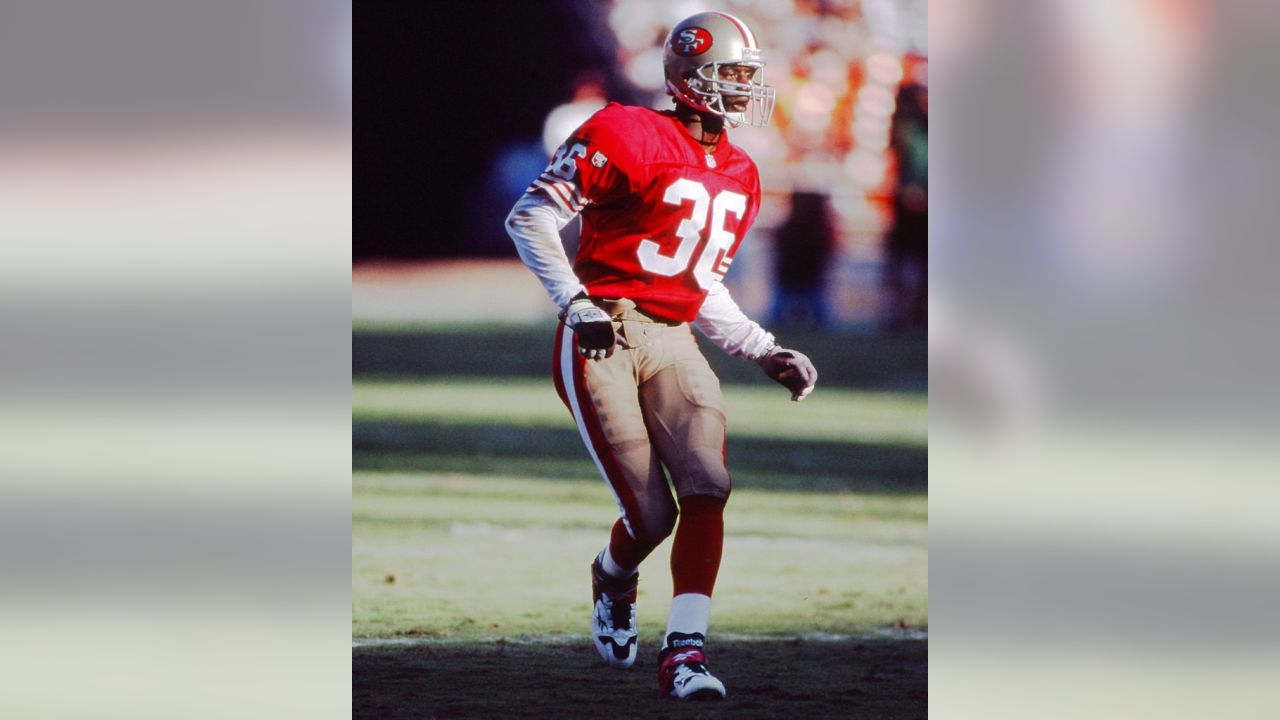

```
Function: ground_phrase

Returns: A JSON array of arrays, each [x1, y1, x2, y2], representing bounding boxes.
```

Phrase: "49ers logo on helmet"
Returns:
[[672, 27, 712, 57]]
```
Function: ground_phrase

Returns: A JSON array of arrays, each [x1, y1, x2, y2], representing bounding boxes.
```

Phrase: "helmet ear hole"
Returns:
[[686, 72, 710, 97]]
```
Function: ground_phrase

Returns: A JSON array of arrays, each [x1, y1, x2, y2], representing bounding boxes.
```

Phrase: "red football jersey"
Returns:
[[532, 103, 762, 322]]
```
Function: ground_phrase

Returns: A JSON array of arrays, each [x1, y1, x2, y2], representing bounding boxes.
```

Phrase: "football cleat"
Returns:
[[658, 632, 726, 701], [591, 557, 638, 668]]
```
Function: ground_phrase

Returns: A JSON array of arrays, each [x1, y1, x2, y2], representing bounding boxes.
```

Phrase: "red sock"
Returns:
[[670, 495, 726, 597], [607, 518, 656, 571]]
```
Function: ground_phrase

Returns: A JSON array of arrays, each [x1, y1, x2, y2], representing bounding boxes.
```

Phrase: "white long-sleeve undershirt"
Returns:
[[504, 192, 586, 309], [504, 190, 776, 361], [693, 280, 776, 361]]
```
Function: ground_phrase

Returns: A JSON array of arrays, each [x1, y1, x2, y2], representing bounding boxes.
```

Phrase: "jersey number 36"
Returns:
[[637, 178, 746, 290]]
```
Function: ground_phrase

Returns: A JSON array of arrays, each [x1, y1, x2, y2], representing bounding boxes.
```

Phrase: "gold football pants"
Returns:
[[553, 302, 732, 544]]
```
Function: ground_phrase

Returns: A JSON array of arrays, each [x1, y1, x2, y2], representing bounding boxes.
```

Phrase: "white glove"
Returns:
[[757, 346, 818, 401], [561, 293, 617, 361]]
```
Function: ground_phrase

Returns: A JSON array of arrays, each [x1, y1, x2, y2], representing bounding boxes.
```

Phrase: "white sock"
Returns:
[[664, 593, 712, 646], [599, 546, 637, 579]]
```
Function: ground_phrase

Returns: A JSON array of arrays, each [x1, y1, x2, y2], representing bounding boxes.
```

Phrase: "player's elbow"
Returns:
[[505, 196, 551, 239], [503, 203, 525, 239]]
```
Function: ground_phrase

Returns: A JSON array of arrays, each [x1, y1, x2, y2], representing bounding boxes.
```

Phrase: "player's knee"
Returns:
[[649, 512, 677, 545], [636, 506, 677, 546], [679, 449, 733, 500]]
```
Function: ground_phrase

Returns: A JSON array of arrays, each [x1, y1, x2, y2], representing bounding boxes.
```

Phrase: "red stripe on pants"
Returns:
[[569, 335, 647, 541], [551, 323, 569, 408]]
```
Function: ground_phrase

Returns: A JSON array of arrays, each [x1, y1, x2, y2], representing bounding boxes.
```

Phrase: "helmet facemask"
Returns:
[[685, 59, 776, 128]]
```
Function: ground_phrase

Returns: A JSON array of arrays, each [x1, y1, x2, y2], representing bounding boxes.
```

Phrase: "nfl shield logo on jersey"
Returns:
[[704, 154, 716, 168], [592, 151, 608, 168]]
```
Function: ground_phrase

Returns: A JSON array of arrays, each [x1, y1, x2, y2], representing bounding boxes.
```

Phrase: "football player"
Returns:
[[505, 11, 817, 701]]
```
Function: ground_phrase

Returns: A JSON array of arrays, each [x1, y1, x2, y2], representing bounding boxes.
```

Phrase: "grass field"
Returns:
[[353, 324, 927, 717]]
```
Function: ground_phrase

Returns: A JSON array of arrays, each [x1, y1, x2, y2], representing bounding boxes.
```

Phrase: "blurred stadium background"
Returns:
[[356, 0, 927, 331]]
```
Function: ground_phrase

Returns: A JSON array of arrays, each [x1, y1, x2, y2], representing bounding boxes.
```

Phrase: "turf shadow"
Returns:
[[354, 420, 926, 494]]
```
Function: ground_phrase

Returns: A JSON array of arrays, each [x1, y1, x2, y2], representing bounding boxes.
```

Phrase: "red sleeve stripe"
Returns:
[[531, 179, 575, 214], [533, 177, 585, 213], [530, 180, 570, 214], [538, 173, 588, 208]]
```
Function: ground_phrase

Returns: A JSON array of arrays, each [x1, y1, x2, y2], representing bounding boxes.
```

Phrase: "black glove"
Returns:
[[561, 293, 617, 361], [757, 346, 818, 401]]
